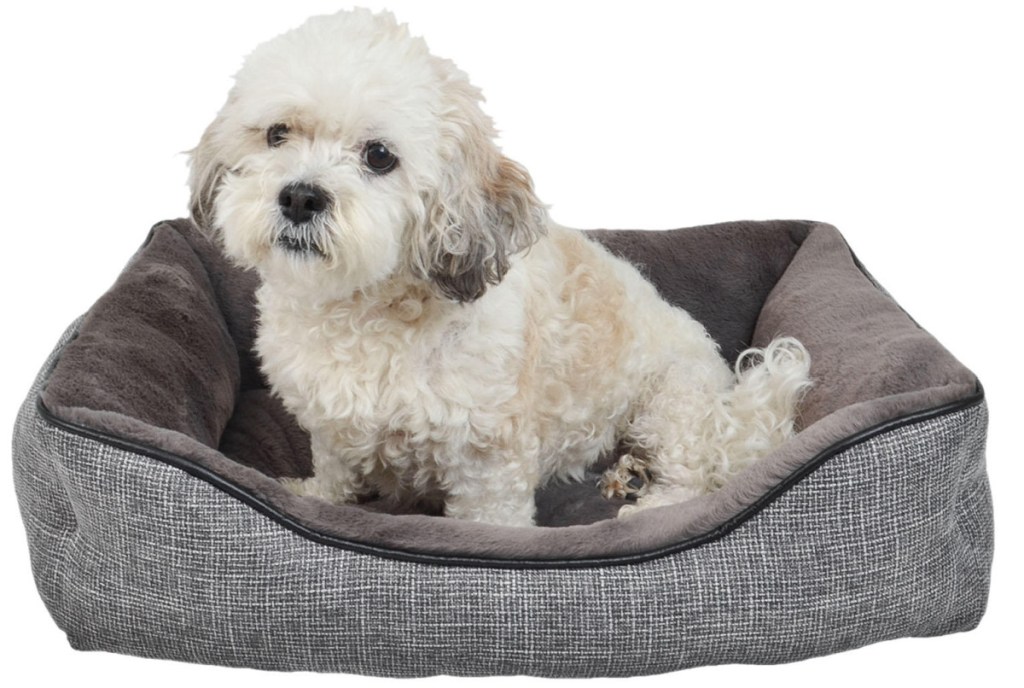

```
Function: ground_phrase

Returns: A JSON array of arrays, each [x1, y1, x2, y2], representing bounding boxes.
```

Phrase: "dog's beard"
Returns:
[[273, 215, 330, 259]]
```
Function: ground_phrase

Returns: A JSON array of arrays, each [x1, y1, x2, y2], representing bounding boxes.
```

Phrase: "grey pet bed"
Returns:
[[13, 218, 991, 676]]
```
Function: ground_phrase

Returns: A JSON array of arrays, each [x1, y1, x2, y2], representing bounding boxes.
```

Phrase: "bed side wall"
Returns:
[[12, 321, 83, 637]]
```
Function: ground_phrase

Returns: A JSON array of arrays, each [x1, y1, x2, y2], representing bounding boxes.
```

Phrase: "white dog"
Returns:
[[189, 9, 811, 527]]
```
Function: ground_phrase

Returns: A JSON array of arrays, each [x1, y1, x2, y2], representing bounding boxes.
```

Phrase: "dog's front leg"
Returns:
[[441, 449, 539, 527]]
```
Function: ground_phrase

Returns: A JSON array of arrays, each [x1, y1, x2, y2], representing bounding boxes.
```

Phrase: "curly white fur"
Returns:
[[189, 9, 811, 527]]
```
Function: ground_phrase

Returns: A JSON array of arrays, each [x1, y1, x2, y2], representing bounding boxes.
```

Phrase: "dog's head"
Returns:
[[189, 9, 546, 302]]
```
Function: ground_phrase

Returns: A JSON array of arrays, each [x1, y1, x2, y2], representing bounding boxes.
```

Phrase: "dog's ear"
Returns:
[[411, 75, 546, 303], [187, 121, 228, 233]]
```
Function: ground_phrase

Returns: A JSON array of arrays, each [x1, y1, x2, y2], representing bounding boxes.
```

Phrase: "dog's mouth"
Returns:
[[274, 225, 328, 259]]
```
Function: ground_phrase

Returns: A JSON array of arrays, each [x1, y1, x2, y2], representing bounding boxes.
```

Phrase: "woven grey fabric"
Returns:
[[13, 324, 993, 676]]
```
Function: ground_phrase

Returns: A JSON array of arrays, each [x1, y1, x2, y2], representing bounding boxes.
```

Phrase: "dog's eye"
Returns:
[[267, 123, 289, 148], [364, 141, 398, 174]]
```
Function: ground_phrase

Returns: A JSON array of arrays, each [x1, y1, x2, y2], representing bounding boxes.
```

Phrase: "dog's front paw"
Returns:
[[616, 485, 703, 518], [278, 475, 358, 504], [599, 453, 652, 500], [617, 502, 642, 518], [279, 476, 319, 497]]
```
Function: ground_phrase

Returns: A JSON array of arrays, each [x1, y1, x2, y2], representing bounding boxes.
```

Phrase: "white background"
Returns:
[[1, 1, 1020, 686]]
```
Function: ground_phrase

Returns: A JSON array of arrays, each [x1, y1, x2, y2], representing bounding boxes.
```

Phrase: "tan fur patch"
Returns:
[[553, 230, 633, 383]]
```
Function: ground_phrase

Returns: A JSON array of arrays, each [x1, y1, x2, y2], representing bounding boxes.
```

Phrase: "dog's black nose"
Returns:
[[278, 183, 329, 224]]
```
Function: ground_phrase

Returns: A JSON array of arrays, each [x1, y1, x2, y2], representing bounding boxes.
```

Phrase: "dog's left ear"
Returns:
[[411, 76, 546, 303]]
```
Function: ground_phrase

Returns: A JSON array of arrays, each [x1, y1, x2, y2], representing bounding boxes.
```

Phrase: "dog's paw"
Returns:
[[616, 485, 703, 518], [599, 453, 652, 500], [280, 471, 365, 504], [279, 476, 322, 498], [617, 502, 642, 518]]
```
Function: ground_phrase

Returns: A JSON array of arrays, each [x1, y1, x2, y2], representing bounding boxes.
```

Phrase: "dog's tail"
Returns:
[[720, 336, 812, 468], [614, 336, 812, 516]]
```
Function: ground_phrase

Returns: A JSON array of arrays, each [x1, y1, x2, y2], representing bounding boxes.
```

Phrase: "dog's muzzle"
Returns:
[[275, 182, 331, 257], [279, 182, 330, 224]]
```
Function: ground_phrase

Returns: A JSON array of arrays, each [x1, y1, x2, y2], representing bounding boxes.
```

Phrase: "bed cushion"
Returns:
[[13, 218, 991, 675]]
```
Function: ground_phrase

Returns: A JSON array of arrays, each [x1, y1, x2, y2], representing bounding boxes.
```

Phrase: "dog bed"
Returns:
[[13, 218, 991, 676]]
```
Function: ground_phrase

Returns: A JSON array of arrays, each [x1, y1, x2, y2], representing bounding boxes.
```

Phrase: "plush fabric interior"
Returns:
[[41, 218, 978, 558]]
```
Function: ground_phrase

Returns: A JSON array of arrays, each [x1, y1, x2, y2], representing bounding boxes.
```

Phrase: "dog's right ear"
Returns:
[[408, 68, 547, 304], [187, 122, 227, 232]]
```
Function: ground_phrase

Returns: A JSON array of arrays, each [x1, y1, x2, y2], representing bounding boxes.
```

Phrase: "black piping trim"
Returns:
[[34, 385, 984, 570]]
